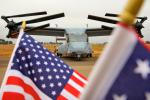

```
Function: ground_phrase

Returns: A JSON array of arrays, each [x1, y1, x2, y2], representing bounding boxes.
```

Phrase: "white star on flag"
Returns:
[[18, 49, 22, 54], [134, 59, 150, 79], [113, 94, 127, 100]]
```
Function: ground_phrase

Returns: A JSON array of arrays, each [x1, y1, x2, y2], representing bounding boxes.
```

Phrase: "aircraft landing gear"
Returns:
[[89, 53, 92, 57], [57, 53, 62, 57], [87, 53, 92, 58]]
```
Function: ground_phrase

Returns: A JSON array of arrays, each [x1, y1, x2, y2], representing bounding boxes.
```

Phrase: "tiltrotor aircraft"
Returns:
[[28, 27, 112, 60], [3, 12, 147, 60], [1, 11, 112, 60]]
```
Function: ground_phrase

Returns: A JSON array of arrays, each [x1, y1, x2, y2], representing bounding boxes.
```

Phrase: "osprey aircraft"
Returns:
[[6, 11, 146, 60], [1, 11, 113, 60], [27, 27, 112, 61]]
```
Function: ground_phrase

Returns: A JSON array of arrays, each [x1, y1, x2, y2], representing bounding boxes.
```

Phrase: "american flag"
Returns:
[[104, 24, 150, 100], [0, 33, 87, 100], [80, 22, 150, 100]]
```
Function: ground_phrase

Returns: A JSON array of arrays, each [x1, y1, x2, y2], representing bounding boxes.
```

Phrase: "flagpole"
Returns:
[[0, 21, 26, 89], [80, 0, 144, 100]]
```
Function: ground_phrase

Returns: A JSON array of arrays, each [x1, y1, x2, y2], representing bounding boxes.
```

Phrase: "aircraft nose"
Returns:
[[68, 42, 90, 53]]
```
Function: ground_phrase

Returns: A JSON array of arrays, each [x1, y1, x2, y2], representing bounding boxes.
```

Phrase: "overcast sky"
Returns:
[[0, 0, 149, 43]]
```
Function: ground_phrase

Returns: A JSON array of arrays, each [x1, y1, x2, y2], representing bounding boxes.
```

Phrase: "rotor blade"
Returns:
[[4, 11, 47, 18], [105, 13, 147, 20], [105, 13, 118, 17], [15, 13, 65, 26], [88, 15, 118, 24], [101, 25, 114, 30], [27, 28, 66, 37], [136, 16, 148, 20], [7, 24, 50, 38], [1, 16, 10, 23], [86, 28, 112, 36], [25, 24, 50, 32]]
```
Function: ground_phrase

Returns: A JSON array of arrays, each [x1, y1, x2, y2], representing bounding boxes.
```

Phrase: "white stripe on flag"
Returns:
[[0, 85, 34, 100], [73, 72, 87, 84], [1, 70, 52, 100], [58, 71, 86, 100], [68, 79, 84, 93], [60, 89, 78, 100]]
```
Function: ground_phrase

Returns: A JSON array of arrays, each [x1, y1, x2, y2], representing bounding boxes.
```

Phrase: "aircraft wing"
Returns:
[[26, 27, 66, 37], [85, 28, 112, 37]]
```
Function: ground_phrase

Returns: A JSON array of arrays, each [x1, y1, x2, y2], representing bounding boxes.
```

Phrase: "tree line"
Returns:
[[0, 39, 13, 44]]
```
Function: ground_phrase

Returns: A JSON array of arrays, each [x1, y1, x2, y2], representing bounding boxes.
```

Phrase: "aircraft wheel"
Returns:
[[86, 54, 89, 58], [60, 54, 62, 57], [57, 53, 62, 57], [57, 53, 59, 56], [89, 53, 92, 57], [87, 53, 92, 58]]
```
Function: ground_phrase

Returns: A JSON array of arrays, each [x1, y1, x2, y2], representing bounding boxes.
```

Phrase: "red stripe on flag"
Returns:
[[2, 92, 25, 100], [64, 83, 80, 97], [71, 75, 85, 87], [57, 95, 67, 100], [74, 70, 87, 81], [6, 76, 41, 100], [118, 22, 129, 28]]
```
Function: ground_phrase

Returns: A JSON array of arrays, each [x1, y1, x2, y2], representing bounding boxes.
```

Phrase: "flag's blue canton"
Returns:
[[11, 34, 73, 99], [105, 41, 150, 100]]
